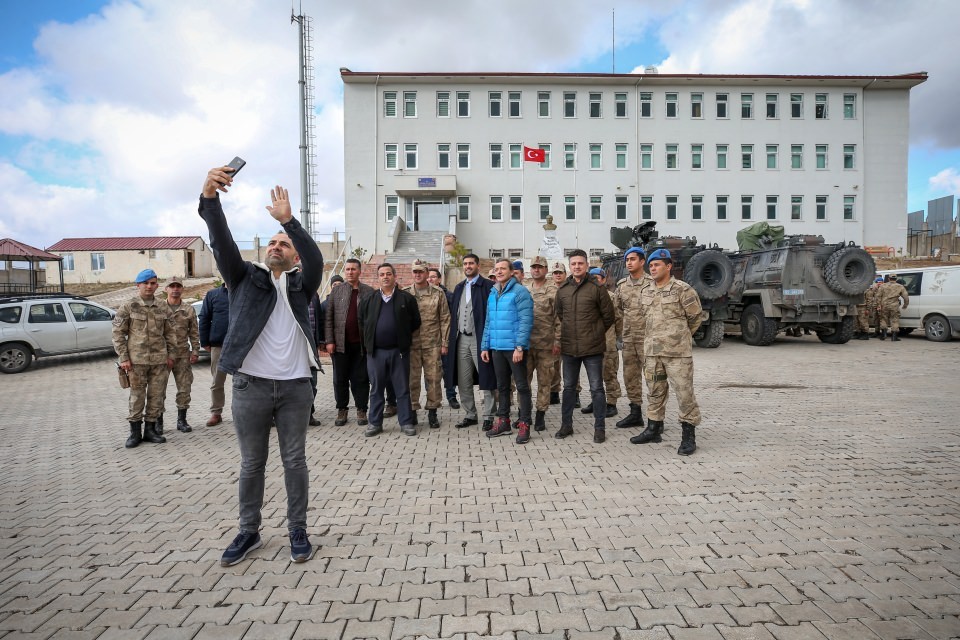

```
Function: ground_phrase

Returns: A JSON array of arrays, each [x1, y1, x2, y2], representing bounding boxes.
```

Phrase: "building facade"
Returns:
[[45, 237, 214, 285], [342, 70, 927, 260]]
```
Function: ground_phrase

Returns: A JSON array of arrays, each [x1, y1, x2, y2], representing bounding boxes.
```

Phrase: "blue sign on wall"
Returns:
[[418, 177, 436, 188]]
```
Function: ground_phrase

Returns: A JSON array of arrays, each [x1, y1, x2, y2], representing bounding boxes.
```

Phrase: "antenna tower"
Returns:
[[292, 11, 320, 238]]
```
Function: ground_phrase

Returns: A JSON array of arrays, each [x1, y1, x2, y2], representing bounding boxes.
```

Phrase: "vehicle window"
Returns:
[[69, 302, 112, 322], [897, 273, 922, 297], [0, 306, 22, 323], [28, 303, 68, 323]]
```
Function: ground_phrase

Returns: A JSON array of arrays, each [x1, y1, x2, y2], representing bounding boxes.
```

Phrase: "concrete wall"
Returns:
[[48, 239, 214, 285]]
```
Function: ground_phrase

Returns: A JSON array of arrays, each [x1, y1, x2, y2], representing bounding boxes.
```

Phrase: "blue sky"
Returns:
[[0, 0, 958, 249]]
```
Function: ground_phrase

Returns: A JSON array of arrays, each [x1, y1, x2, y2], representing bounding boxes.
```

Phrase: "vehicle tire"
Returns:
[[683, 250, 734, 300], [0, 342, 33, 374], [693, 321, 724, 348], [924, 313, 951, 342], [817, 316, 855, 344], [740, 304, 778, 346], [823, 247, 875, 296]]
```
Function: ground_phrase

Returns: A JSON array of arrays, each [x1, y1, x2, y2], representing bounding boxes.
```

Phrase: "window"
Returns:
[[665, 92, 678, 118], [691, 144, 703, 169], [640, 144, 653, 169], [490, 196, 503, 221], [589, 143, 602, 169], [641, 195, 653, 220], [741, 144, 753, 169], [490, 249, 504, 259], [589, 248, 604, 259], [766, 195, 778, 220], [404, 143, 418, 169], [457, 91, 470, 117], [29, 303, 67, 324], [640, 92, 652, 117], [457, 196, 471, 221], [716, 144, 728, 169], [815, 93, 828, 119], [843, 144, 856, 169], [616, 195, 628, 221], [383, 91, 397, 117], [564, 196, 576, 220], [791, 195, 803, 220], [843, 93, 856, 119], [563, 91, 576, 117], [766, 93, 778, 118], [508, 248, 523, 259], [791, 145, 803, 169], [539, 195, 551, 221], [741, 195, 753, 220], [614, 92, 627, 117], [62, 254, 74, 271], [437, 143, 450, 169], [386, 195, 399, 222], [457, 143, 470, 169], [436, 91, 450, 117], [91, 253, 106, 271], [538, 91, 550, 117], [790, 93, 803, 118], [615, 143, 627, 169], [666, 144, 678, 169], [0, 306, 22, 323], [509, 144, 522, 169], [716, 93, 728, 118], [717, 195, 728, 220], [490, 143, 503, 169], [539, 143, 551, 169], [509, 195, 522, 221], [403, 91, 417, 117], [766, 144, 778, 169], [590, 196, 602, 220], [508, 91, 521, 117], [564, 143, 577, 169], [489, 91, 502, 117], [816, 195, 828, 220], [692, 195, 703, 220], [385, 144, 398, 169], [666, 195, 678, 220], [741, 93, 753, 118], [589, 92, 602, 118], [815, 144, 828, 169], [691, 92, 703, 118], [844, 195, 855, 220]]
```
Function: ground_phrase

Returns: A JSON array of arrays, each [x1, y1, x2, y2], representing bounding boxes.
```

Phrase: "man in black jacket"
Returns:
[[358, 263, 421, 437], [199, 282, 229, 426]]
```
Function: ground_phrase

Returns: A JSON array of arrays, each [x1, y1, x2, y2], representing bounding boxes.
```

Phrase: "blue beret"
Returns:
[[589, 267, 605, 277], [646, 248, 672, 263], [875, 276, 883, 283], [135, 268, 158, 283], [623, 246, 645, 260], [512, 260, 524, 270]]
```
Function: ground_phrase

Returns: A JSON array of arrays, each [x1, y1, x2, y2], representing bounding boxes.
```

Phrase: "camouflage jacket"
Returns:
[[877, 282, 909, 309], [614, 274, 652, 344], [524, 280, 560, 350], [404, 284, 451, 349], [112, 295, 176, 364], [858, 287, 877, 309], [605, 290, 623, 351], [641, 277, 703, 358], [159, 300, 200, 358]]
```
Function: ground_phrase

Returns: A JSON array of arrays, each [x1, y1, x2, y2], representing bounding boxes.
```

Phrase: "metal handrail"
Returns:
[[319, 237, 352, 299]]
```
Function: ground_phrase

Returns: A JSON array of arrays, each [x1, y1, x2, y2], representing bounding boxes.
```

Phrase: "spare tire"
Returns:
[[823, 246, 875, 296], [683, 250, 734, 300]]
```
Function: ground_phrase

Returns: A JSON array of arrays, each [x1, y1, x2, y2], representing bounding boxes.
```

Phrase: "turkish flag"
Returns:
[[523, 146, 546, 163]]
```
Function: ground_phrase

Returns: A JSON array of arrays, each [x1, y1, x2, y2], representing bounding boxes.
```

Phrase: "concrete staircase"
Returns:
[[391, 229, 445, 263]]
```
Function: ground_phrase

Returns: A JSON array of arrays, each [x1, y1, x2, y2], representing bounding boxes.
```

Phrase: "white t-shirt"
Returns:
[[238, 272, 313, 380]]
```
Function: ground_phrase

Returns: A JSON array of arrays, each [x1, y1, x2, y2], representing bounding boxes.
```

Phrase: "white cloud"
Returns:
[[929, 167, 960, 195]]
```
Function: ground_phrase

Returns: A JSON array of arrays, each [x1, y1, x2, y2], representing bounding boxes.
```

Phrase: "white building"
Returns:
[[342, 70, 927, 261], [45, 236, 214, 285]]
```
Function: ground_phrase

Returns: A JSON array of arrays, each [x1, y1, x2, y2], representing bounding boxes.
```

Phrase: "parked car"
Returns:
[[191, 300, 210, 360], [0, 294, 116, 373], [877, 265, 960, 342]]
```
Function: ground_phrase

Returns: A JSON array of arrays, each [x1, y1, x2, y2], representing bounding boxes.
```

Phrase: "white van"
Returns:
[[876, 265, 960, 342]]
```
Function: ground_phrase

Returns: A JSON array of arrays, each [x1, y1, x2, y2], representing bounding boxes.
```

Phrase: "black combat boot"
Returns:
[[581, 402, 594, 414], [879, 329, 887, 340], [630, 419, 663, 444], [616, 403, 644, 428], [428, 409, 440, 428], [858, 333, 869, 340], [891, 331, 901, 342], [176, 408, 193, 433], [156, 412, 164, 435], [534, 410, 546, 432], [411, 411, 418, 426], [549, 392, 560, 405], [125, 421, 143, 448], [678, 422, 697, 456], [142, 421, 166, 444], [605, 404, 618, 418]]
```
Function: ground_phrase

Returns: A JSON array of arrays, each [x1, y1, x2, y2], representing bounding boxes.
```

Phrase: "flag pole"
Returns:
[[522, 147, 526, 257]]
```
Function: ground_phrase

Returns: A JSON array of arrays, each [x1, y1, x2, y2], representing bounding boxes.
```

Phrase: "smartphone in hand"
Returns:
[[226, 156, 246, 178]]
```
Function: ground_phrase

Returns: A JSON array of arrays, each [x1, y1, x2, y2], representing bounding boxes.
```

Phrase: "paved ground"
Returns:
[[1, 332, 959, 639]]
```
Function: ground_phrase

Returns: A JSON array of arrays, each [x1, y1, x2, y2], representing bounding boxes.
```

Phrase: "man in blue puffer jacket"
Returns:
[[480, 259, 535, 443]]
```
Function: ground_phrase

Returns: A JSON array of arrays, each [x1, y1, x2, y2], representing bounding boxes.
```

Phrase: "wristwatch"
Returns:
[[514, 346, 523, 351]]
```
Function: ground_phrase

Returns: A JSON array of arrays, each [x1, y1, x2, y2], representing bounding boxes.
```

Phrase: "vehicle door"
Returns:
[[26, 302, 76, 353], [896, 272, 922, 324], [68, 302, 115, 349]]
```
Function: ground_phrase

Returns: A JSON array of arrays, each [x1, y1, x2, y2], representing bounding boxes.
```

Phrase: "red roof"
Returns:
[[0, 238, 62, 261], [46, 237, 202, 252]]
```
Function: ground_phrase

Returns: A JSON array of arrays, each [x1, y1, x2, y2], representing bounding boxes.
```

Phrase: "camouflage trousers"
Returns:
[[169, 356, 194, 409], [644, 355, 701, 426], [621, 342, 645, 404], [409, 344, 443, 410], [878, 304, 901, 332], [603, 349, 621, 401], [128, 363, 170, 422], [525, 347, 556, 411], [856, 305, 876, 333]]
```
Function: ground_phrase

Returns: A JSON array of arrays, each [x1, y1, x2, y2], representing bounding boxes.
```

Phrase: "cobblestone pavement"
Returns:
[[1, 333, 958, 639]]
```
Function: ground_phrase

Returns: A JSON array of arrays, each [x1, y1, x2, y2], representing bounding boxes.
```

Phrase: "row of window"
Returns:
[[385, 142, 858, 171], [386, 194, 858, 223], [60, 253, 107, 271], [384, 90, 857, 121]]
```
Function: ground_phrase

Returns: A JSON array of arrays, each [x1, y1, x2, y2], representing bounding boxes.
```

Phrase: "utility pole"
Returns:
[[291, 11, 319, 238]]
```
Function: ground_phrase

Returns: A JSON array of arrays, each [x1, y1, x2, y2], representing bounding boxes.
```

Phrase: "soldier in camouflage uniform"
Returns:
[[877, 273, 909, 341], [586, 268, 621, 418], [113, 268, 176, 448], [855, 277, 881, 340], [524, 256, 560, 431], [404, 260, 451, 428], [159, 276, 200, 433], [613, 247, 651, 428], [629, 249, 703, 456]]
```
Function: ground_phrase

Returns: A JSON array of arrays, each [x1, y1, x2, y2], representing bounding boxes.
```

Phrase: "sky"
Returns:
[[1, 0, 959, 251]]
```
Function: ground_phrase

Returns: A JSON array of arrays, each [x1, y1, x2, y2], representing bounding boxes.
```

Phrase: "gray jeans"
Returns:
[[456, 335, 494, 421], [231, 372, 313, 533]]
